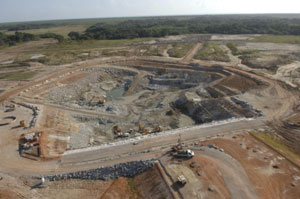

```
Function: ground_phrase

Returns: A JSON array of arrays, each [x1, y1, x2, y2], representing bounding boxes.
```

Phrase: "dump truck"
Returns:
[[174, 149, 194, 158]]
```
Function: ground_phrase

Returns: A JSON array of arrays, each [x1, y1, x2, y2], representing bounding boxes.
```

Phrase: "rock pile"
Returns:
[[46, 159, 156, 181]]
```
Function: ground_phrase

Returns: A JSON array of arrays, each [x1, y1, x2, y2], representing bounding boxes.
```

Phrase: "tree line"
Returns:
[[68, 15, 300, 41], [0, 32, 64, 46], [2, 15, 300, 46]]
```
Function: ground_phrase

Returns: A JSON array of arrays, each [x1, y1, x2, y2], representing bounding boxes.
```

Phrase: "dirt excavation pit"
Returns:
[[33, 61, 264, 149]]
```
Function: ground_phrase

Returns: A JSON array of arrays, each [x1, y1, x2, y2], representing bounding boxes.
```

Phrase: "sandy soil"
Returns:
[[211, 35, 258, 41], [273, 61, 300, 87], [203, 134, 300, 199]]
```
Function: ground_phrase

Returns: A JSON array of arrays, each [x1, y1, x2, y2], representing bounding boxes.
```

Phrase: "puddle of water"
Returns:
[[107, 87, 125, 101]]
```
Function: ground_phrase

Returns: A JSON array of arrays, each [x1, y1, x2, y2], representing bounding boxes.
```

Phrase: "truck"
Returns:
[[174, 149, 194, 158]]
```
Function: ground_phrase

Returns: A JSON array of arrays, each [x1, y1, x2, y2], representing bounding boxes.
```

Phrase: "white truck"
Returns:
[[174, 149, 194, 158]]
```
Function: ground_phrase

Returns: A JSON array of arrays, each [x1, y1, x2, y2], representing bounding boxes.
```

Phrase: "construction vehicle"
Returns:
[[19, 132, 41, 157], [172, 135, 183, 152], [178, 175, 187, 185], [115, 132, 130, 138], [171, 135, 194, 158], [92, 96, 106, 106], [152, 126, 163, 133], [139, 122, 147, 135], [20, 120, 26, 127], [113, 125, 121, 134], [174, 149, 194, 158]]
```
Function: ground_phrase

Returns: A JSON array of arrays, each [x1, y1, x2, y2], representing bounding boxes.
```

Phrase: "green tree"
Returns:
[[54, 34, 64, 43], [68, 31, 80, 40]]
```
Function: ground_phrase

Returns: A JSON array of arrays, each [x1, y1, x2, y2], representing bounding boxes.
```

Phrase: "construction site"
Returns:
[[0, 33, 300, 199]]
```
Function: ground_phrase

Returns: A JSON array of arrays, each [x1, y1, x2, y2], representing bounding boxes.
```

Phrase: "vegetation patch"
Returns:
[[226, 42, 239, 55], [65, 15, 300, 41], [42, 38, 154, 51], [168, 43, 193, 58], [127, 178, 137, 191], [239, 52, 292, 73], [251, 131, 300, 160], [194, 42, 230, 62], [253, 35, 300, 44], [0, 31, 64, 47], [0, 71, 38, 80], [102, 49, 130, 57], [127, 178, 139, 199], [4, 25, 87, 37]]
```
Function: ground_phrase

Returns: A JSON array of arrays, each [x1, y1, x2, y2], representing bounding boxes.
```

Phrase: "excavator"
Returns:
[[92, 95, 106, 106], [139, 122, 147, 135]]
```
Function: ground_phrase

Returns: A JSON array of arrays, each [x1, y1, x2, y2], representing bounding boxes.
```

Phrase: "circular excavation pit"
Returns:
[[21, 60, 264, 149]]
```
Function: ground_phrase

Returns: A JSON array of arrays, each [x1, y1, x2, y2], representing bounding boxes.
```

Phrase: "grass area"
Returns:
[[254, 71, 266, 77], [167, 43, 193, 58], [226, 42, 239, 55], [127, 178, 137, 191], [102, 49, 130, 57], [0, 37, 155, 65], [37, 38, 155, 52], [3, 25, 87, 37], [127, 178, 139, 199], [0, 71, 38, 80], [253, 35, 300, 44], [251, 131, 300, 160], [194, 42, 230, 62], [0, 193, 2, 198]]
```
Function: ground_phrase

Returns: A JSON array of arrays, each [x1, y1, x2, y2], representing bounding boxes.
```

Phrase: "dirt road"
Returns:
[[181, 43, 202, 63], [0, 118, 264, 175]]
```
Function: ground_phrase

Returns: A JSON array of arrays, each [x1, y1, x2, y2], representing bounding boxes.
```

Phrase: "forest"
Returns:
[[69, 15, 300, 40], [0, 31, 64, 46], [2, 15, 300, 46]]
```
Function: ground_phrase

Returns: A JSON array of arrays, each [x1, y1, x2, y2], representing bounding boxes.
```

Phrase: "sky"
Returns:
[[0, 0, 300, 23]]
